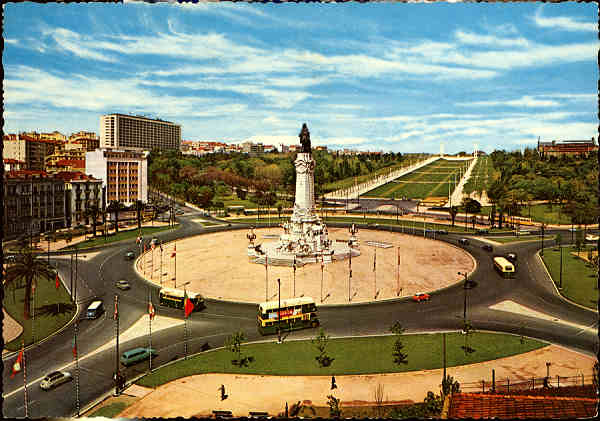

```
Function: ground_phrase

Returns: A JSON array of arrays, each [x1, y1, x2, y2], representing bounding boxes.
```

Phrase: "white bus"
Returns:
[[86, 300, 104, 319], [493, 257, 515, 278]]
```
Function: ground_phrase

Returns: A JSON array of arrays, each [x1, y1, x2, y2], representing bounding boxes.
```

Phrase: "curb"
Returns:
[[536, 248, 598, 314]]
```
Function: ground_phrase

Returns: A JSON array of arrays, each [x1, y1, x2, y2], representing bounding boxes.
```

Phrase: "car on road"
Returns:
[[124, 251, 135, 260], [176, 210, 184, 215], [481, 244, 493, 252], [459, 238, 469, 245], [506, 253, 517, 263], [150, 237, 160, 247], [412, 292, 431, 302], [585, 234, 599, 242], [115, 279, 131, 290], [476, 229, 489, 235], [120, 347, 157, 367], [568, 227, 578, 232], [516, 230, 531, 236], [436, 229, 448, 235], [4, 254, 17, 263], [40, 371, 72, 390]]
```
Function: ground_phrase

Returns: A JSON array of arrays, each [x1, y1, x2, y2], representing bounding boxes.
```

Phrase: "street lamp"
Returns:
[[277, 278, 281, 344], [458, 271, 469, 329], [540, 224, 546, 256]]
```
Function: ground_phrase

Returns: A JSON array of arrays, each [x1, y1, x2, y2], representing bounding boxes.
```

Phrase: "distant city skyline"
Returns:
[[3, 1, 597, 154]]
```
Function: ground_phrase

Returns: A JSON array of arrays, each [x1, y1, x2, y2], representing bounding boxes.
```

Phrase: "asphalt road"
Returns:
[[1, 208, 597, 417]]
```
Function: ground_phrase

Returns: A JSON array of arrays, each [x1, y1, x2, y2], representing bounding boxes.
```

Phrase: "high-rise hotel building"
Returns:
[[100, 113, 181, 151]]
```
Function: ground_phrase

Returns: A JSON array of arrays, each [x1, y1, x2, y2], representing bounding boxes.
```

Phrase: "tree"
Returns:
[[575, 229, 584, 253], [134, 200, 145, 231], [441, 374, 460, 397], [107, 200, 124, 234], [4, 247, 57, 320], [461, 320, 475, 355], [237, 188, 247, 201], [373, 383, 385, 417], [390, 321, 408, 365], [226, 330, 253, 367], [447, 206, 459, 227], [312, 328, 334, 367], [84, 204, 101, 237], [327, 394, 342, 418]]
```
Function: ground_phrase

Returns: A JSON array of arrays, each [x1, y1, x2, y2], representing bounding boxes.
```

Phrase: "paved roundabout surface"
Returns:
[[137, 227, 475, 304], [1, 207, 597, 418]]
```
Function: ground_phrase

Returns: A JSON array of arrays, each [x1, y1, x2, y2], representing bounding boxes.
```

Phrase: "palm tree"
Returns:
[[84, 204, 101, 237], [107, 200, 124, 234], [134, 200, 145, 232], [4, 246, 57, 320]]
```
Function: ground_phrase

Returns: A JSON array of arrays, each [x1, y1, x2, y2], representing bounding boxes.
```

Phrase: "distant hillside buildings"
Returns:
[[537, 138, 597, 157]]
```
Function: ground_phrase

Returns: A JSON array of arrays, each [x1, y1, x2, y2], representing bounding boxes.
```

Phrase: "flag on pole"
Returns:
[[151, 242, 155, 251], [171, 244, 176, 258], [72, 337, 77, 358], [160, 243, 163, 252], [31, 280, 36, 294], [321, 255, 324, 270], [144, 243, 147, 252], [11, 347, 23, 378], [148, 300, 156, 321], [184, 290, 194, 318], [114, 298, 118, 321], [397, 247, 400, 265], [373, 250, 376, 272], [265, 255, 268, 268], [293, 257, 296, 273], [55, 272, 60, 289]]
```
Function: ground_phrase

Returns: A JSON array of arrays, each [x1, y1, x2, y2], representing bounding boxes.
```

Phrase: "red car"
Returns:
[[412, 293, 430, 302]]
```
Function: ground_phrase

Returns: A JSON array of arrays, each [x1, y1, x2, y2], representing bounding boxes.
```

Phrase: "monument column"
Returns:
[[294, 153, 315, 213]]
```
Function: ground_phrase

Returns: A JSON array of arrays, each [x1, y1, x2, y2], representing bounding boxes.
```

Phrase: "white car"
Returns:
[[40, 371, 72, 390], [585, 234, 599, 242]]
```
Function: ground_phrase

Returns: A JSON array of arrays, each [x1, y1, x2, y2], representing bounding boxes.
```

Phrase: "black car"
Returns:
[[436, 229, 448, 235], [459, 238, 469, 245], [506, 253, 517, 263], [124, 251, 135, 260], [482, 244, 493, 252], [476, 229, 489, 235]]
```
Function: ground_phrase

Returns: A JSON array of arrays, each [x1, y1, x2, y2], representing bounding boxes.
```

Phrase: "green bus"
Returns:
[[159, 287, 205, 312], [258, 297, 319, 336]]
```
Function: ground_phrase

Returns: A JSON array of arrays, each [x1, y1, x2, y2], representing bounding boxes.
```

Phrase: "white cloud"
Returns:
[[454, 30, 530, 48], [44, 27, 118, 62], [457, 96, 560, 108], [532, 8, 596, 32]]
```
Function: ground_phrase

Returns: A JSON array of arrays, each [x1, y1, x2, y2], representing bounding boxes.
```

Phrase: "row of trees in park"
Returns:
[[147, 149, 405, 210], [482, 149, 597, 227]]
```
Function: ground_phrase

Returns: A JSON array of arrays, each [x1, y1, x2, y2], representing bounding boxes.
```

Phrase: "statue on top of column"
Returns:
[[299, 123, 311, 154]]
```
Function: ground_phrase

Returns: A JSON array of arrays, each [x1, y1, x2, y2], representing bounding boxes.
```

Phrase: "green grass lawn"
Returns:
[[541, 246, 598, 310], [60, 224, 179, 250], [525, 204, 574, 225], [87, 402, 129, 418], [136, 332, 546, 388], [3, 272, 76, 351], [488, 235, 555, 244]]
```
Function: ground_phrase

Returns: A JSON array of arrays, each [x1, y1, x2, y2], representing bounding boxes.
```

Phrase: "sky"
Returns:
[[3, 1, 598, 153]]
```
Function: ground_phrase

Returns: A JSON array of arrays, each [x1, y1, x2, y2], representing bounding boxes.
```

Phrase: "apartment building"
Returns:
[[3, 170, 67, 239], [537, 138, 598, 157], [85, 148, 148, 206], [100, 113, 181, 152], [69, 130, 100, 151], [3, 134, 59, 171], [55, 171, 103, 227]]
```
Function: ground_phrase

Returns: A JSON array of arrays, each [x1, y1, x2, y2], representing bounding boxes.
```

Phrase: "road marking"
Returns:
[[489, 300, 596, 333], [2, 314, 183, 400]]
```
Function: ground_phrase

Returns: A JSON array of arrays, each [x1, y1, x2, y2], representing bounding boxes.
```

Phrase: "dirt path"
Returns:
[[116, 345, 595, 418]]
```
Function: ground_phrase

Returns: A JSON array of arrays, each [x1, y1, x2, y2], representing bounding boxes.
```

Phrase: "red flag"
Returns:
[[144, 243, 147, 252], [397, 247, 400, 265], [11, 348, 23, 378], [184, 290, 194, 318], [31, 280, 36, 294], [148, 300, 155, 321], [171, 244, 176, 258], [265, 255, 268, 268], [55, 273, 60, 289], [114, 299, 118, 321], [321, 255, 324, 270], [72, 338, 77, 358]]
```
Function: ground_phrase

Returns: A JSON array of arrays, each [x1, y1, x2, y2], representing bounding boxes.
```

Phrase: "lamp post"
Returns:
[[540, 223, 546, 256], [277, 278, 281, 344], [458, 271, 469, 328]]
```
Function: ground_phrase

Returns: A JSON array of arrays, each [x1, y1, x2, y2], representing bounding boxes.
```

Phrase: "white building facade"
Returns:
[[100, 113, 181, 152]]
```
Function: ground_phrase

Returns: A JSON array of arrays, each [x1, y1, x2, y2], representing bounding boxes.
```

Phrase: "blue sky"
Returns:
[[3, 1, 597, 153]]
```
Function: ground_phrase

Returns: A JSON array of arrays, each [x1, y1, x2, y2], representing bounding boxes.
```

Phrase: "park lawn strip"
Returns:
[[60, 224, 179, 250], [2, 272, 75, 351], [489, 235, 555, 244], [541, 246, 598, 310], [136, 332, 546, 388], [526, 204, 573, 225], [87, 402, 130, 418]]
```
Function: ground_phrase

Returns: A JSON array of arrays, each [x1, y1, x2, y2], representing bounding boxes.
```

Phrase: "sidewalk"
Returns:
[[113, 345, 595, 418]]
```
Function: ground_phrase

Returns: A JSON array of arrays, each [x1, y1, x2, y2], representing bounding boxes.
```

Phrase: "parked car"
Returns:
[[476, 229, 489, 235], [481, 244, 493, 252], [436, 229, 448, 235], [40, 371, 72, 390], [115, 280, 131, 290], [516, 230, 531, 236], [120, 347, 157, 367], [5, 254, 17, 263], [124, 251, 135, 260], [506, 253, 517, 263], [459, 238, 469, 245], [412, 292, 431, 302]]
